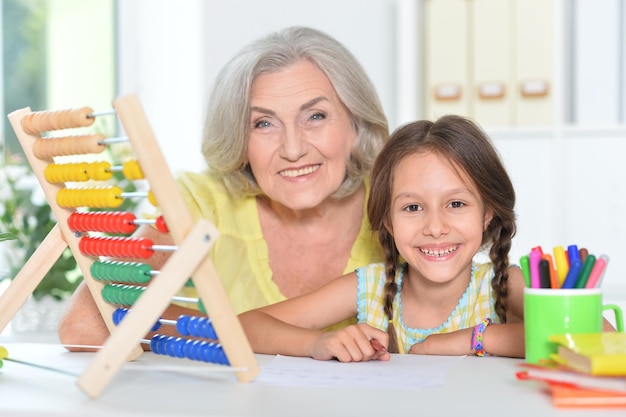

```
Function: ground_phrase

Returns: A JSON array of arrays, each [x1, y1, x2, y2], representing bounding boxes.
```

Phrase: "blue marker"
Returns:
[[567, 244, 580, 266], [561, 258, 583, 289]]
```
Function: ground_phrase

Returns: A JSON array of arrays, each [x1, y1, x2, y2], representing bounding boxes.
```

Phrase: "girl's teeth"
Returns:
[[420, 246, 457, 257]]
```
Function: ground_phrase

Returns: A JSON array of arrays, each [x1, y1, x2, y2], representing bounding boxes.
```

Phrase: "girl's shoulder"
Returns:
[[471, 260, 520, 279], [356, 263, 404, 302], [356, 262, 388, 283], [356, 262, 404, 281], [472, 261, 494, 280]]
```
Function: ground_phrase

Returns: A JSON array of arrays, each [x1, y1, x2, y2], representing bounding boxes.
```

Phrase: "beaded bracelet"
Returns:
[[471, 318, 492, 357]]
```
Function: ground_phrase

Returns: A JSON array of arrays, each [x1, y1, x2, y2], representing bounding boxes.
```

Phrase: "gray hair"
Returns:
[[201, 26, 389, 199]]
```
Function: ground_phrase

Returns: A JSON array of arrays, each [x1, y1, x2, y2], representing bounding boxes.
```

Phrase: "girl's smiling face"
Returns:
[[247, 60, 356, 212], [387, 151, 492, 286]]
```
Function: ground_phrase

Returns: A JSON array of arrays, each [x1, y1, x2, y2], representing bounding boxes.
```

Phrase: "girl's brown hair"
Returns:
[[367, 115, 516, 353]]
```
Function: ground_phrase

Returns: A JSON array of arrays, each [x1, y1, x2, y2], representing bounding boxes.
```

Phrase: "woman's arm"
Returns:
[[238, 272, 390, 362], [57, 280, 206, 351], [57, 224, 200, 351]]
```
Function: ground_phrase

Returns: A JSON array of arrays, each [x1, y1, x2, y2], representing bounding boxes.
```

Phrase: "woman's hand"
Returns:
[[310, 323, 391, 362]]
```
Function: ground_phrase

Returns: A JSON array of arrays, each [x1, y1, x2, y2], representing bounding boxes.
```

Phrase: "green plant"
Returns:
[[0, 162, 80, 300], [0, 232, 17, 242]]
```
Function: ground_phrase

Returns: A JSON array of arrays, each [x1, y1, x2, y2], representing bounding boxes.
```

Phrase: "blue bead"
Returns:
[[112, 308, 127, 325], [176, 315, 190, 336], [199, 318, 217, 339], [150, 318, 161, 332], [150, 336, 159, 353], [216, 345, 229, 365], [164, 336, 178, 357], [172, 337, 185, 358], [188, 316, 200, 337], [186, 339, 201, 361]]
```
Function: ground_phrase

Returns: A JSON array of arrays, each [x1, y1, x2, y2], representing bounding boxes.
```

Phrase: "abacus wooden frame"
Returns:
[[0, 94, 259, 399]]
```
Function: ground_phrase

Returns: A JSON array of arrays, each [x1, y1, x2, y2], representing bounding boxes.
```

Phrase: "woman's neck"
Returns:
[[259, 185, 365, 227]]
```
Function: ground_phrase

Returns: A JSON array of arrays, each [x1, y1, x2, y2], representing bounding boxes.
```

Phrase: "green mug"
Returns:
[[524, 288, 624, 364]]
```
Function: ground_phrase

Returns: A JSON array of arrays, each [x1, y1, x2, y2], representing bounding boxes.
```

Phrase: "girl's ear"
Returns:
[[483, 208, 494, 231], [383, 218, 393, 236]]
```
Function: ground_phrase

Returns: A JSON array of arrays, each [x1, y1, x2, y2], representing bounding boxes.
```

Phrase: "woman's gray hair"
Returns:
[[201, 26, 389, 199]]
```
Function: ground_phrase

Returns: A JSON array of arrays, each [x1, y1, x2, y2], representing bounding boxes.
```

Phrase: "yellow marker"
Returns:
[[553, 246, 569, 286]]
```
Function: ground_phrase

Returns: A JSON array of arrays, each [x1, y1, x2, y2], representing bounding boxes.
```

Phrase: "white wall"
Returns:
[[490, 128, 626, 311], [117, 0, 626, 313], [117, 0, 399, 176]]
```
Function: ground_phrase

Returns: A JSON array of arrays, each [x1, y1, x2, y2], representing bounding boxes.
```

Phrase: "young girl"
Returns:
[[238, 115, 526, 362]]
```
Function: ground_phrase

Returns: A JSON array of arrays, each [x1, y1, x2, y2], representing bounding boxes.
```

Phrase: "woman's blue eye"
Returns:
[[310, 112, 326, 121], [254, 120, 271, 128]]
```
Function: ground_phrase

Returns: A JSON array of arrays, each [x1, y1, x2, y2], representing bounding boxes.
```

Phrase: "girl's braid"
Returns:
[[380, 227, 400, 353], [488, 216, 515, 323]]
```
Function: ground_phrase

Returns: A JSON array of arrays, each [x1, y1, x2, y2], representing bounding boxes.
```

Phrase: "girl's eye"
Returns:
[[449, 201, 465, 209], [403, 204, 421, 212]]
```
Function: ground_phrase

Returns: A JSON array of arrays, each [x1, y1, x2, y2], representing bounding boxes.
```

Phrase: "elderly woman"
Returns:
[[58, 26, 389, 348]]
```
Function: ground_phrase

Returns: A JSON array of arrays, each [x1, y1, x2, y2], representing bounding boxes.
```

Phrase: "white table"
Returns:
[[0, 342, 623, 417]]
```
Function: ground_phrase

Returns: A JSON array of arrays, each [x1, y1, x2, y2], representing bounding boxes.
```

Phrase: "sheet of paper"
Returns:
[[254, 354, 466, 389]]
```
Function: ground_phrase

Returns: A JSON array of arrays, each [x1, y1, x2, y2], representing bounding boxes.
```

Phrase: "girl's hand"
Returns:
[[310, 323, 391, 362]]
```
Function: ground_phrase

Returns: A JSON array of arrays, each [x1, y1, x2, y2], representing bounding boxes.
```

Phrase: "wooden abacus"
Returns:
[[0, 94, 259, 398]]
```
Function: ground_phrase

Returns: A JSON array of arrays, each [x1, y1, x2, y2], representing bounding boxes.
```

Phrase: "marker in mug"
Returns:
[[519, 255, 531, 288], [575, 254, 596, 289], [542, 254, 559, 289], [552, 246, 569, 286], [567, 244, 580, 266], [561, 258, 583, 289], [538, 259, 552, 288], [529, 249, 542, 288], [578, 247, 589, 263], [585, 254, 609, 289]]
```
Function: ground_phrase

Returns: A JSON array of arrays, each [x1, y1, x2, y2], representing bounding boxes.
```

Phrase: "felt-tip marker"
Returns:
[[575, 254, 596, 288], [553, 246, 569, 286], [561, 258, 583, 289], [519, 255, 531, 288], [538, 259, 552, 288], [585, 255, 608, 289], [529, 249, 542, 288], [567, 245, 580, 266], [542, 254, 559, 289]]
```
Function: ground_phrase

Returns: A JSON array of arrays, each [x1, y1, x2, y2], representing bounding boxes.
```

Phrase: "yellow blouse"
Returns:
[[176, 171, 384, 314]]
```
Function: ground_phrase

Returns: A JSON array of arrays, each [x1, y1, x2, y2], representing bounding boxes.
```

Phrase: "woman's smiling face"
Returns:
[[247, 60, 356, 211]]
